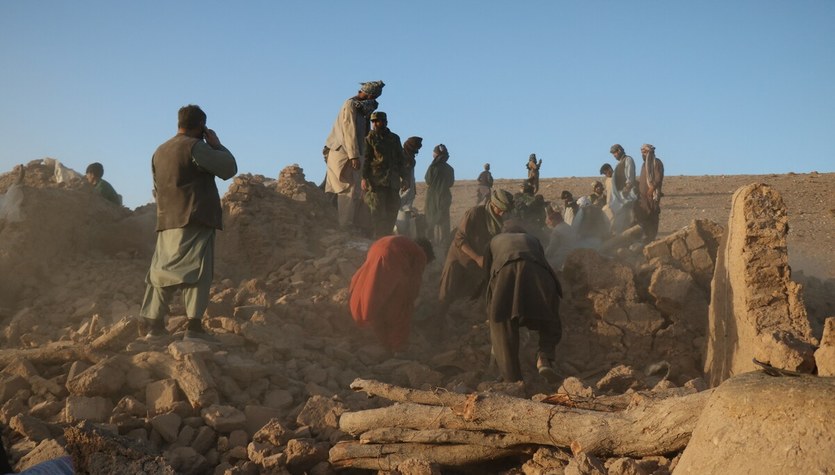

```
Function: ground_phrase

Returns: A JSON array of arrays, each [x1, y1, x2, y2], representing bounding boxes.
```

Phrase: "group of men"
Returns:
[[133, 83, 665, 386], [601, 143, 666, 242]]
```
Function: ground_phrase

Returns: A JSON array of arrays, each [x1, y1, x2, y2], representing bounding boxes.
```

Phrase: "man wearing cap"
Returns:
[[324, 80, 385, 229], [432, 189, 514, 336], [362, 111, 408, 238], [589, 180, 606, 208], [634, 143, 665, 242]]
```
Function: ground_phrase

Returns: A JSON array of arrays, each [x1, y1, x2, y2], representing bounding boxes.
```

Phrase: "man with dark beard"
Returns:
[[362, 111, 408, 238], [141, 105, 237, 343]]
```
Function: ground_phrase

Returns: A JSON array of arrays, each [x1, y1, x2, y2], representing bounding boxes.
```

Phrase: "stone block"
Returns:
[[649, 266, 695, 314], [28, 375, 65, 398], [0, 374, 29, 401], [190, 425, 217, 455], [285, 438, 329, 472], [244, 405, 284, 436], [167, 340, 213, 361], [228, 429, 249, 449], [202, 404, 246, 433], [146, 379, 181, 415], [253, 419, 293, 447], [295, 395, 345, 432], [114, 395, 147, 417], [64, 396, 112, 423], [65, 357, 125, 397], [9, 414, 52, 442], [15, 439, 68, 472], [151, 412, 182, 443]]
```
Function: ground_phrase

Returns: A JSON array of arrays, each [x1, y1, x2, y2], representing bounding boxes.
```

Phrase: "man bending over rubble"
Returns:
[[349, 235, 434, 352], [140, 104, 237, 343], [485, 229, 562, 383]]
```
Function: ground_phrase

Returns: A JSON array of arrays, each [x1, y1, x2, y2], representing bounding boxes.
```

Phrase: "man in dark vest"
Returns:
[[140, 105, 237, 343]]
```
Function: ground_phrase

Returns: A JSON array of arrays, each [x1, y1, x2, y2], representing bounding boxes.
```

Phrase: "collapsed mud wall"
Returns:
[[555, 219, 723, 383]]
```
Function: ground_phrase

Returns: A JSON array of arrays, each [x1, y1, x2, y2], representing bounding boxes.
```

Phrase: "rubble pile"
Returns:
[[0, 163, 832, 474]]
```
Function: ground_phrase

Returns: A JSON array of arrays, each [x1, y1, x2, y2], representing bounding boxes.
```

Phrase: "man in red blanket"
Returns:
[[349, 235, 434, 352]]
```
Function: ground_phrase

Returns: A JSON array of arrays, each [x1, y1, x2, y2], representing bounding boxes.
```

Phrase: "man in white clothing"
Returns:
[[324, 80, 385, 228]]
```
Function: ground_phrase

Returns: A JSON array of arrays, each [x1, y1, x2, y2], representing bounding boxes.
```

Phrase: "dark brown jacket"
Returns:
[[152, 135, 223, 231]]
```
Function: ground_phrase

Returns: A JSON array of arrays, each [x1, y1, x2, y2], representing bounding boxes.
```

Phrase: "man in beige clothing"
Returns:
[[324, 80, 385, 228]]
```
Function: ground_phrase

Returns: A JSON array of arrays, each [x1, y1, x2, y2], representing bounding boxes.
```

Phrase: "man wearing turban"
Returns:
[[324, 80, 385, 230], [635, 143, 665, 242], [424, 144, 455, 246], [431, 190, 514, 337]]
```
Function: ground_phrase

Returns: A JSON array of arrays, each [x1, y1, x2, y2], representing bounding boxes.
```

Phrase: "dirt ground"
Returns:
[[1, 162, 833, 473], [415, 172, 835, 281]]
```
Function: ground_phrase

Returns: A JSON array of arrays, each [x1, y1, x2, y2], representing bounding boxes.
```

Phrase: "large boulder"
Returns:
[[674, 372, 835, 474]]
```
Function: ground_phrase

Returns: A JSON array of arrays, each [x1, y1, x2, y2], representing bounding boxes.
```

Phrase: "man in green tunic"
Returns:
[[140, 105, 237, 342], [424, 144, 455, 246], [85, 162, 122, 206], [361, 111, 408, 238]]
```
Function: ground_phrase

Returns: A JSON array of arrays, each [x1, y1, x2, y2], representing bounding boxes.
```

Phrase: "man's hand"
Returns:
[[204, 128, 222, 149], [361, 178, 368, 192], [350, 158, 360, 169]]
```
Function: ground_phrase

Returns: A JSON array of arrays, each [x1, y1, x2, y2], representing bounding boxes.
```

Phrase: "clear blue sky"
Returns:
[[2, 1, 833, 209]]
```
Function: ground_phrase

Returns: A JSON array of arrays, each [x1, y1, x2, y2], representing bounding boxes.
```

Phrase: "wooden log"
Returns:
[[90, 317, 140, 352], [350, 378, 466, 407], [360, 427, 542, 449], [329, 441, 522, 470], [0, 342, 87, 368], [341, 379, 712, 457]]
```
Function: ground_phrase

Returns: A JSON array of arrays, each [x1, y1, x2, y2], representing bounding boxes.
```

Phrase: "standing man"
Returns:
[[609, 144, 637, 202], [527, 154, 542, 193], [395, 136, 423, 237], [324, 80, 385, 229], [599, 163, 632, 235], [349, 235, 434, 352], [634, 143, 665, 242], [85, 162, 122, 205], [362, 111, 408, 238], [609, 144, 637, 230], [476, 163, 493, 205], [424, 144, 455, 246], [486, 230, 562, 383], [140, 105, 237, 342]]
